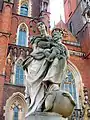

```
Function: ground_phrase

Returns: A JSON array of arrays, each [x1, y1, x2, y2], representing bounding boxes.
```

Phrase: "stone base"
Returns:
[[25, 112, 67, 120]]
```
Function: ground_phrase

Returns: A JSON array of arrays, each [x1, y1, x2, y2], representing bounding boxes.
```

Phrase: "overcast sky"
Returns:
[[50, 0, 65, 29]]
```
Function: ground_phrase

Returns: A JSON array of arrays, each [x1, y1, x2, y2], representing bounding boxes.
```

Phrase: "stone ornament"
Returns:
[[22, 21, 75, 118]]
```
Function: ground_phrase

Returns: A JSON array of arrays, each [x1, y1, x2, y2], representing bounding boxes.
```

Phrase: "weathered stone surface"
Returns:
[[25, 112, 67, 120]]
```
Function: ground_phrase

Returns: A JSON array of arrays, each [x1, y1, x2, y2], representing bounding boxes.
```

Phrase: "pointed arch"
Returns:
[[4, 92, 27, 120], [16, 23, 29, 47]]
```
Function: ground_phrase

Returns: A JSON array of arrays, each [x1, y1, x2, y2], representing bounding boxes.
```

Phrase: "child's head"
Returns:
[[51, 28, 63, 42]]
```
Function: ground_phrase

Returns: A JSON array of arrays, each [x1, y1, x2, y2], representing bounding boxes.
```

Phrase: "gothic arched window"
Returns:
[[4, 92, 27, 120], [61, 69, 77, 105], [13, 106, 19, 120], [20, 3, 28, 16], [18, 24, 27, 46], [15, 59, 24, 85]]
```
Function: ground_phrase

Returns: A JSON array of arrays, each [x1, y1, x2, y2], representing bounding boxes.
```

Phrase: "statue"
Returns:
[[22, 22, 75, 119]]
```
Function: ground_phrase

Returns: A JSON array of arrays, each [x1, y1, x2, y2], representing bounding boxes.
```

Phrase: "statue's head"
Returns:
[[37, 22, 47, 31], [51, 28, 63, 42], [37, 22, 47, 36]]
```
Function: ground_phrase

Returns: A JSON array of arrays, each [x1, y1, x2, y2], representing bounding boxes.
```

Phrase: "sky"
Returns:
[[50, 0, 65, 29]]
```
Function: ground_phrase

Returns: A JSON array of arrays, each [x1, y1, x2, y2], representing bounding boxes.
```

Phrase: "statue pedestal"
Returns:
[[25, 112, 67, 120]]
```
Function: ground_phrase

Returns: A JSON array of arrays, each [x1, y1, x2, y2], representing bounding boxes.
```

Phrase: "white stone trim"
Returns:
[[63, 40, 80, 47], [28, 0, 32, 17], [69, 50, 85, 57], [18, 0, 22, 15]]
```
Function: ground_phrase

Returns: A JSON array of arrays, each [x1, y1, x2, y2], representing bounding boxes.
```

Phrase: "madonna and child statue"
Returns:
[[22, 22, 76, 120]]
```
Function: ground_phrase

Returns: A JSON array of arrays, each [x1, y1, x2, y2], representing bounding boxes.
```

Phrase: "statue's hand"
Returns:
[[45, 58, 53, 62]]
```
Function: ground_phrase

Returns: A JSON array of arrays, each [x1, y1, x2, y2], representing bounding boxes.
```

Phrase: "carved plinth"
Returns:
[[25, 112, 67, 120]]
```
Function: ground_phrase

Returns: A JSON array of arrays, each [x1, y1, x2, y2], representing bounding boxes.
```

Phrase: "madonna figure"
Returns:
[[22, 22, 70, 117]]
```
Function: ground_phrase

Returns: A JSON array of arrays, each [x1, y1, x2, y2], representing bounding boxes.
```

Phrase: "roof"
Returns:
[[55, 20, 77, 42]]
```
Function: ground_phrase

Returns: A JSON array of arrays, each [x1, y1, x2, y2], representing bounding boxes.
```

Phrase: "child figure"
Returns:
[[43, 28, 69, 62]]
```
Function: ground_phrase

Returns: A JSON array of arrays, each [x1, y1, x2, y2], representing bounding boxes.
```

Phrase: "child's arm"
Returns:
[[37, 41, 51, 49]]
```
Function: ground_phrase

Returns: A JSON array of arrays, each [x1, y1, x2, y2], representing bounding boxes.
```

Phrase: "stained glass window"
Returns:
[[15, 63, 24, 85], [20, 4, 28, 16], [13, 106, 19, 120]]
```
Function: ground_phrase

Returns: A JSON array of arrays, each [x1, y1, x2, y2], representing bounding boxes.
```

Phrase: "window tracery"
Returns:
[[15, 59, 24, 85], [4, 92, 27, 120]]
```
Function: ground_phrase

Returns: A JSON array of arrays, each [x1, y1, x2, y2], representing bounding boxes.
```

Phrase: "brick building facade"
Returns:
[[64, 0, 90, 88], [0, 0, 90, 119], [64, 0, 90, 119]]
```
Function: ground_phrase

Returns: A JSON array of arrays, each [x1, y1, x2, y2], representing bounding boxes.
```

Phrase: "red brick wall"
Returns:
[[64, 0, 77, 23], [0, 13, 2, 24], [0, 35, 9, 74], [80, 23, 90, 54], [12, 0, 19, 14], [69, 56, 90, 88], [10, 16, 18, 43], [0, 2, 13, 116], [10, 14, 40, 44], [65, 44, 81, 52], [1, 3, 12, 33]]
